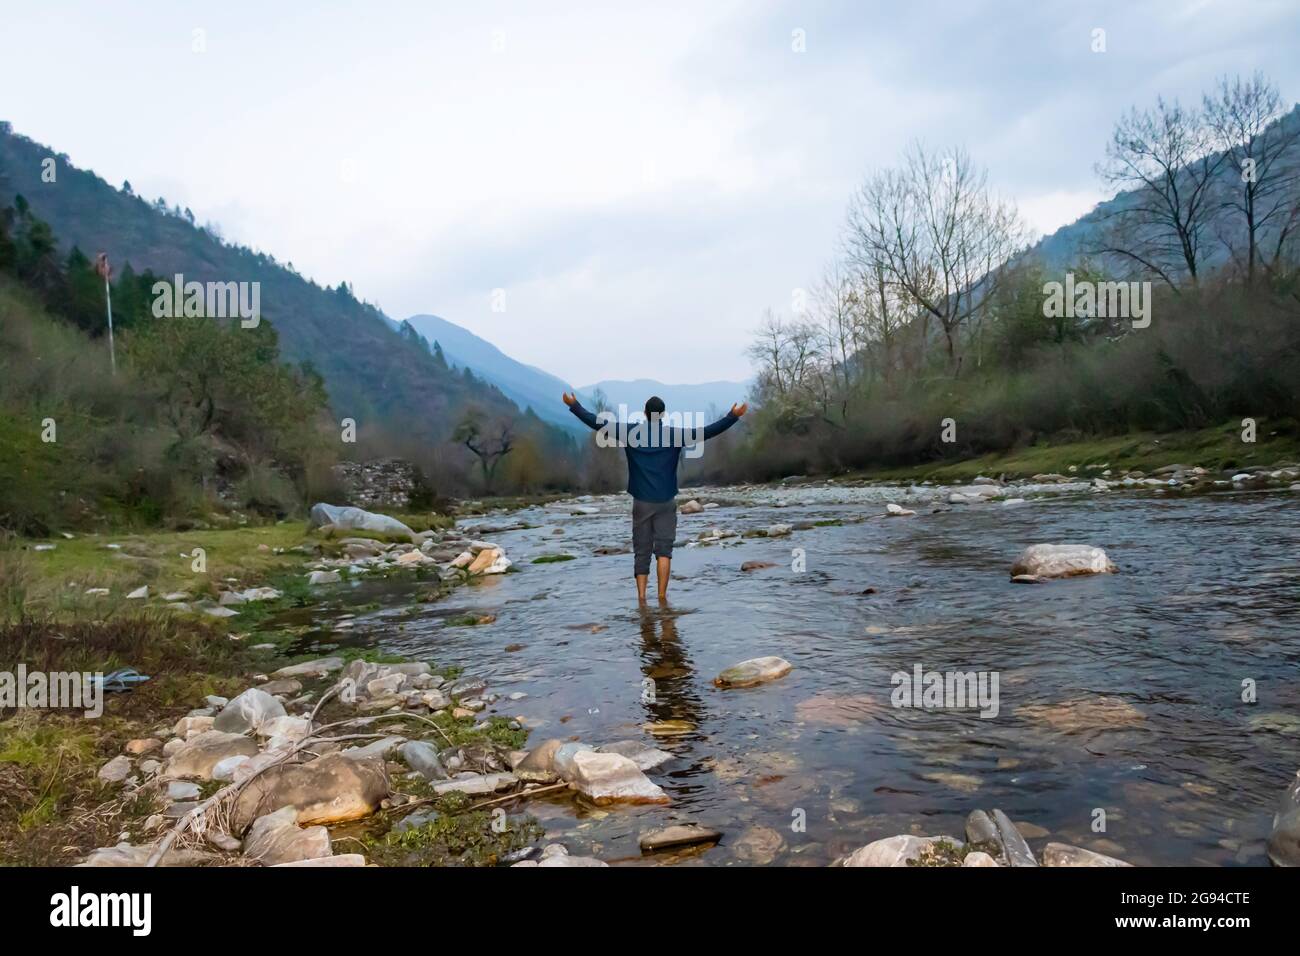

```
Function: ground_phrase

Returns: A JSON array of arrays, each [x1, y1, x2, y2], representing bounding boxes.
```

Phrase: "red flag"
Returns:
[[94, 252, 111, 280]]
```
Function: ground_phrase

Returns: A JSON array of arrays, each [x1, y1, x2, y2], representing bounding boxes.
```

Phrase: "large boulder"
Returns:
[[232, 753, 389, 832], [309, 503, 416, 540], [166, 731, 261, 780], [1010, 544, 1117, 580], [212, 687, 286, 735], [243, 806, 333, 866]]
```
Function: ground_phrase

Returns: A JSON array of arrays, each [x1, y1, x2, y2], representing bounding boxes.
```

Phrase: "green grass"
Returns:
[[363, 792, 543, 867], [855, 419, 1300, 482], [3, 523, 316, 619]]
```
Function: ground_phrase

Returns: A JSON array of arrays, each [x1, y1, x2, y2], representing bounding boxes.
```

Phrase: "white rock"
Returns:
[[432, 772, 518, 796], [211, 755, 252, 781], [167, 781, 201, 801], [563, 751, 669, 805], [713, 656, 792, 688], [213, 687, 286, 735], [842, 834, 960, 867], [244, 806, 332, 866], [1042, 842, 1132, 867], [272, 657, 345, 679], [258, 715, 311, 742], [172, 715, 215, 738], [1010, 543, 1117, 579], [341, 736, 406, 761], [97, 755, 132, 783], [596, 740, 674, 771], [125, 586, 149, 599], [309, 502, 415, 539], [273, 853, 367, 867]]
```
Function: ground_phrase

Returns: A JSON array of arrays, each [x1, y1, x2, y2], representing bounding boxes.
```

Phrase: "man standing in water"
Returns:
[[562, 392, 746, 603]]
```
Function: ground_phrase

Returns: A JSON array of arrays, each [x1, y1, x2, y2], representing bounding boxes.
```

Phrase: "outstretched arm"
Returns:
[[562, 392, 605, 432], [701, 402, 748, 440]]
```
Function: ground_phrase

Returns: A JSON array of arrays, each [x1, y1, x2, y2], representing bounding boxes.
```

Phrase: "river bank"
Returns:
[[3, 451, 1299, 866], [840, 419, 1300, 484]]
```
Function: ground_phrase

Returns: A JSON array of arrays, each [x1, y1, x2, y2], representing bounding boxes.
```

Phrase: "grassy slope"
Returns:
[[8, 524, 313, 614], [855, 419, 1300, 482]]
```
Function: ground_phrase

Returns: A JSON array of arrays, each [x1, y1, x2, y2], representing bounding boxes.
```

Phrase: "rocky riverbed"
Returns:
[[78, 462, 1300, 866]]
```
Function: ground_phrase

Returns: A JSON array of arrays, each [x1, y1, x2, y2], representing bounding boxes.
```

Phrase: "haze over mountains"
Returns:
[[577, 379, 750, 419], [401, 313, 576, 430], [401, 314, 749, 428]]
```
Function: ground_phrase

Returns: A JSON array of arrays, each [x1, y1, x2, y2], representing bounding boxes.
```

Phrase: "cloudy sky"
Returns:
[[4, 0, 1299, 384]]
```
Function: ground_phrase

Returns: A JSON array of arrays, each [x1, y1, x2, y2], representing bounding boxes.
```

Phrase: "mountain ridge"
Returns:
[[0, 122, 564, 455]]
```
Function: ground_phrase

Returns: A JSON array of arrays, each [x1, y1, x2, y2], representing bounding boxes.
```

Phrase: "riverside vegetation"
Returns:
[[2, 72, 1299, 868]]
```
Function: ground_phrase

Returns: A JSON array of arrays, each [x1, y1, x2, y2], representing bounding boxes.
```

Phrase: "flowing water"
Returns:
[[291, 483, 1300, 866]]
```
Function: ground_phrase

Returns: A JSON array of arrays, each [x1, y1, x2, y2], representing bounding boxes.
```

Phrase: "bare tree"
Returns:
[[846, 143, 1025, 375], [453, 412, 514, 493], [811, 261, 863, 418], [1203, 72, 1300, 285], [745, 310, 826, 414], [1096, 97, 1228, 289]]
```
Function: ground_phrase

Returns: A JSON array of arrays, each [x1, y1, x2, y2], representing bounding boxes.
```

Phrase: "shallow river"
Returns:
[[292, 482, 1300, 866]]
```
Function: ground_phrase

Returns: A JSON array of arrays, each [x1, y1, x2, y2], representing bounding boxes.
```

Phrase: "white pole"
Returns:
[[104, 275, 116, 375]]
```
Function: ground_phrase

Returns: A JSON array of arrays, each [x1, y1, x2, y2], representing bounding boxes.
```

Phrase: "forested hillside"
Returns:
[[0, 124, 576, 471], [716, 73, 1300, 481]]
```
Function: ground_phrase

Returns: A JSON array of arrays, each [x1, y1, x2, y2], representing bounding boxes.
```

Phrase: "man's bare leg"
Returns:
[[656, 556, 671, 602], [636, 573, 648, 604]]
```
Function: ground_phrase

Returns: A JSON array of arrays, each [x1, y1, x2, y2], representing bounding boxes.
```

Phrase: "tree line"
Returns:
[[729, 72, 1300, 480]]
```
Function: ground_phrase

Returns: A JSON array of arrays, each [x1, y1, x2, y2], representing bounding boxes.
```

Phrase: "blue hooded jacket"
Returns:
[[568, 401, 740, 502]]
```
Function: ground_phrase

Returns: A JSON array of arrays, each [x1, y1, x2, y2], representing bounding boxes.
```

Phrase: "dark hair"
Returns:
[[644, 395, 665, 417]]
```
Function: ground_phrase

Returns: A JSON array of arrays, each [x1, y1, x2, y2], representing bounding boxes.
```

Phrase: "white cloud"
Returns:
[[3, 0, 1297, 385]]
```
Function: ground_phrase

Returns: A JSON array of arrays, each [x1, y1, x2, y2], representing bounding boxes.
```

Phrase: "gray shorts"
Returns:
[[632, 498, 678, 575]]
